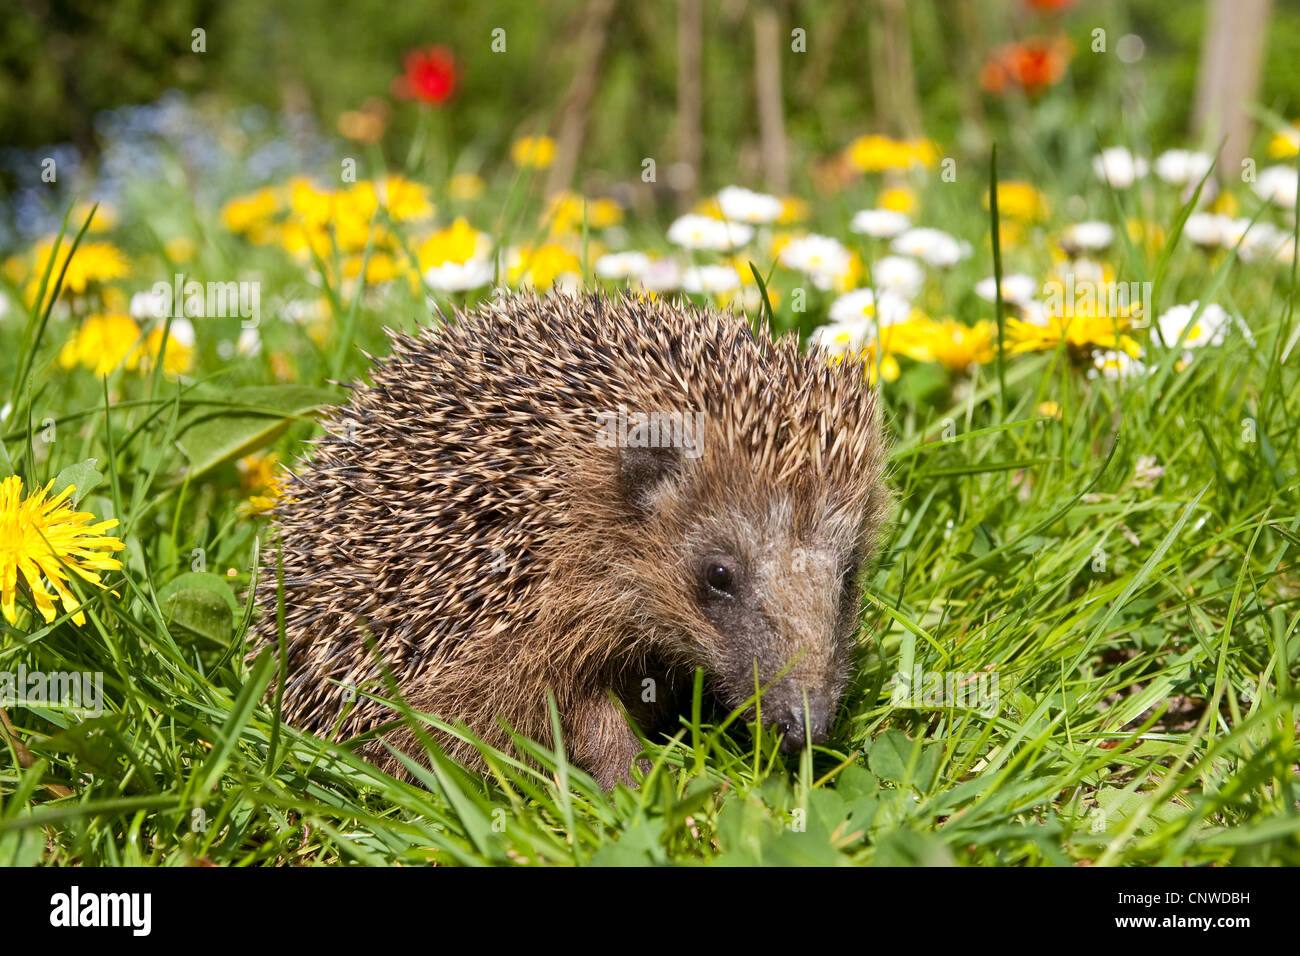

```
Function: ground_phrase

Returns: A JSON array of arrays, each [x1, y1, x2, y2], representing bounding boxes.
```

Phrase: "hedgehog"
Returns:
[[252, 291, 889, 788]]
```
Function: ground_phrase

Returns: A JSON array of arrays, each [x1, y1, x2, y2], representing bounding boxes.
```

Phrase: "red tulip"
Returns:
[[393, 46, 457, 105]]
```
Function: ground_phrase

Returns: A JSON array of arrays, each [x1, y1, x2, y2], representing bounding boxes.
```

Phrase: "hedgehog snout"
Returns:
[[768, 686, 833, 754]]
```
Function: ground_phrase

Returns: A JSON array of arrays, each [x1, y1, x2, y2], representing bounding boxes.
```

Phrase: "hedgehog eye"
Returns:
[[703, 560, 737, 597]]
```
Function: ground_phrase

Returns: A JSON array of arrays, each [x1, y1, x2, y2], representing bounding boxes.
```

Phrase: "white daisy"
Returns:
[[974, 273, 1037, 307], [715, 186, 784, 225], [667, 214, 754, 251], [424, 258, 493, 292], [849, 208, 911, 239], [1061, 221, 1115, 254], [890, 228, 971, 268], [779, 234, 853, 289], [1092, 147, 1149, 189], [594, 251, 652, 279], [1157, 302, 1233, 349], [1252, 165, 1299, 209], [682, 264, 742, 294], [869, 255, 925, 300], [1153, 149, 1213, 187]]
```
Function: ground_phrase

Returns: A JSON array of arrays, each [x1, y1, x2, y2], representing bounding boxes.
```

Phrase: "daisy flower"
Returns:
[[715, 186, 784, 224], [891, 228, 971, 268], [850, 209, 911, 239], [667, 214, 754, 251], [1092, 147, 1149, 189], [1153, 149, 1213, 186]]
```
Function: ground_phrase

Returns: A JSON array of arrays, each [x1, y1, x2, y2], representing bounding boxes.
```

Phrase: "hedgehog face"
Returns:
[[619, 443, 879, 754], [683, 498, 868, 753]]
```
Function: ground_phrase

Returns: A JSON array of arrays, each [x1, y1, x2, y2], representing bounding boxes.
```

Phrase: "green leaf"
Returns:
[[50, 458, 104, 506], [867, 729, 916, 784], [173, 385, 338, 483]]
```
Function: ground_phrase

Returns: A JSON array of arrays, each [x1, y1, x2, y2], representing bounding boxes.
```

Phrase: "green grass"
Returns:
[[1, 135, 1298, 867]]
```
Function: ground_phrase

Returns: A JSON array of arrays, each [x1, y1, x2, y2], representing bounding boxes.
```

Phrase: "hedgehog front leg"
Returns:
[[564, 691, 647, 789]]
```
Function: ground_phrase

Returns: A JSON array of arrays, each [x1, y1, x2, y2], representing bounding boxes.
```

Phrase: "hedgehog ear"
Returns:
[[618, 445, 683, 515]]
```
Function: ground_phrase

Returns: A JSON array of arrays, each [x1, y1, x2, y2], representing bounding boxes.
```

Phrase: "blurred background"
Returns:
[[1, 0, 1296, 246]]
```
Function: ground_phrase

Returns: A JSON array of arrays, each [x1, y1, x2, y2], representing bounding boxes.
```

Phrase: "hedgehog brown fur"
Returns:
[[253, 290, 889, 788]]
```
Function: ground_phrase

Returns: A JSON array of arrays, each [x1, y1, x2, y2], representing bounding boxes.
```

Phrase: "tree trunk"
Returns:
[[676, 0, 704, 205], [1193, 0, 1272, 175], [545, 0, 619, 197], [754, 3, 789, 193], [868, 0, 920, 138]]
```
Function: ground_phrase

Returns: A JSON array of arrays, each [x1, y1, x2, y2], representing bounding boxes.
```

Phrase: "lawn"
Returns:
[[1, 63, 1299, 866]]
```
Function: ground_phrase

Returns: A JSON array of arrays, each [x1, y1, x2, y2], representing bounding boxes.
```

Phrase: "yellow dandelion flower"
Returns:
[[545, 192, 623, 234], [25, 239, 129, 302], [0, 475, 124, 626], [72, 201, 120, 232], [58, 313, 142, 376], [1267, 124, 1300, 159], [375, 175, 435, 222], [511, 135, 557, 169], [221, 187, 281, 236], [987, 181, 1048, 222], [845, 134, 916, 173], [1007, 311, 1139, 357], [778, 196, 809, 223], [912, 318, 997, 370], [135, 326, 195, 378], [1038, 401, 1062, 420], [877, 186, 917, 215], [237, 452, 287, 514], [509, 242, 581, 290], [448, 172, 486, 201], [418, 218, 490, 269], [164, 236, 196, 262]]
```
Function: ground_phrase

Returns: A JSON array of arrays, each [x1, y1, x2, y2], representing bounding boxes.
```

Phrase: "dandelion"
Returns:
[[1267, 124, 1300, 159], [25, 239, 129, 300], [0, 475, 124, 626], [221, 188, 281, 238], [511, 135, 557, 169], [58, 313, 141, 375], [987, 181, 1048, 221], [419, 218, 494, 292], [136, 318, 196, 379], [508, 243, 582, 291], [1008, 310, 1138, 357], [715, 186, 784, 224], [850, 209, 911, 239], [238, 453, 286, 515], [910, 318, 998, 371], [667, 214, 753, 251], [878, 186, 918, 215], [448, 172, 486, 201], [374, 175, 435, 222]]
